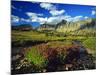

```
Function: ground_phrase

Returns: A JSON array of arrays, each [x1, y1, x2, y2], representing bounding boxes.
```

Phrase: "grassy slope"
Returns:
[[12, 30, 66, 42], [83, 37, 96, 56], [12, 30, 96, 55], [12, 30, 96, 71]]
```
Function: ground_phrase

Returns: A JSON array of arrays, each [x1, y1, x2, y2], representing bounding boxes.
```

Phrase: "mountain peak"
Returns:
[[58, 20, 67, 25]]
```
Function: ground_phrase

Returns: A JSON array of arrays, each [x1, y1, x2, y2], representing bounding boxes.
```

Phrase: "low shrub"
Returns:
[[25, 43, 89, 71], [25, 47, 48, 70]]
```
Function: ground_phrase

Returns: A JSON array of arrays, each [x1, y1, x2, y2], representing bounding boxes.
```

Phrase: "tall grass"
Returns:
[[25, 47, 48, 69]]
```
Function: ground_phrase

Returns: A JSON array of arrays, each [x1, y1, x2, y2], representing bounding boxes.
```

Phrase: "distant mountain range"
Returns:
[[37, 18, 96, 36], [12, 18, 96, 36]]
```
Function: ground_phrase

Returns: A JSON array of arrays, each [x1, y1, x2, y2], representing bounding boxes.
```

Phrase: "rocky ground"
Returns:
[[11, 42, 96, 74]]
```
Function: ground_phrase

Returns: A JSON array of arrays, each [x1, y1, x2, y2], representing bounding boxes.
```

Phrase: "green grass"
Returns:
[[25, 47, 48, 69], [12, 30, 66, 42], [12, 30, 96, 56], [46, 41, 72, 48], [66, 36, 87, 41], [83, 37, 96, 56]]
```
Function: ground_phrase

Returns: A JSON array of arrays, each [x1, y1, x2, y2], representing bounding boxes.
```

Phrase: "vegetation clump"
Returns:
[[25, 47, 48, 70]]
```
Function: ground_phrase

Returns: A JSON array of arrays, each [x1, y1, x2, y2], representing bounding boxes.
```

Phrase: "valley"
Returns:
[[11, 18, 96, 74]]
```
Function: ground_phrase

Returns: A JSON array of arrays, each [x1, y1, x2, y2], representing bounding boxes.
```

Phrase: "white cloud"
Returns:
[[21, 18, 30, 22], [65, 16, 83, 22], [26, 12, 48, 24], [38, 17, 48, 24], [91, 10, 96, 15], [26, 12, 43, 17], [50, 9, 65, 16], [40, 3, 65, 16], [32, 15, 69, 25], [25, 11, 83, 25], [12, 13, 83, 25], [46, 15, 70, 24], [11, 15, 31, 23], [73, 16, 83, 22], [84, 16, 89, 19], [66, 18, 73, 22], [40, 3, 55, 10], [27, 13, 38, 22], [26, 11, 83, 24], [47, 16, 60, 24], [11, 15, 20, 23], [26, 12, 43, 22]]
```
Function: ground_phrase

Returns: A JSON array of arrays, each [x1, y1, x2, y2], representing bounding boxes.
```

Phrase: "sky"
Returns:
[[11, 1, 96, 27]]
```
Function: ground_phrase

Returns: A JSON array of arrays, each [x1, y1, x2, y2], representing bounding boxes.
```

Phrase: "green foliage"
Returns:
[[57, 48, 67, 64], [12, 30, 67, 46], [83, 37, 96, 50], [83, 37, 96, 56], [25, 47, 48, 69]]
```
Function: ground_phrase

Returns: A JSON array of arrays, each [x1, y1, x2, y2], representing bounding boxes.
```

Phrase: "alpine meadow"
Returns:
[[11, 1, 96, 74]]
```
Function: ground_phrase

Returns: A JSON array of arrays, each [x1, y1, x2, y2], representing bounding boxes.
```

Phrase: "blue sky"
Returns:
[[11, 1, 96, 27]]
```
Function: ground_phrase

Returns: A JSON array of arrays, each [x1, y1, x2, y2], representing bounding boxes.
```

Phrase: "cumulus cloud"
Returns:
[[12, 12, 44, 24], [66, 16, 83, 22], [26, 11, 83, 24], [50, 9, 65, 16], [25, 3, 84, 24], [73, 16, 83, 22], [40, 3, 65, 16], [84, 16, 89, 19], [38, 17, 48, 24], [26, 12, 38, 22], [47, 16, 60, 24], [46, 15, 83, 24], [26, 12, 48, 24], [26, 12, 43, 17], [26, 12, 43, 22], [46, 15, 70, 24], [66, 18, 73, 22], [25, 9, 83, 25], [40, 3, 55, 10], [21, 18, 30, 22], [11, 15, 20, 23], [12, 12, 83, 25], [26, 11, 68, 24], [11, 15, 31, 24], [91, 10, 96, 15]]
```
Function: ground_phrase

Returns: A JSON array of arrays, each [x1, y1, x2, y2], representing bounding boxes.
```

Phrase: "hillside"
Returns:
[[37, 23, 56, 31], [37, 18, 96, 36]]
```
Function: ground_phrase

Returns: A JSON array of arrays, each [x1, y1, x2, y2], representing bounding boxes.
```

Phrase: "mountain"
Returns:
[[56, 19, 95, 32], [37, 23, 56, 31], [12, 18, 96, 36], [37, 18, 96, 36], [56, 18, 96, 36], [12, 24, 33, 31]]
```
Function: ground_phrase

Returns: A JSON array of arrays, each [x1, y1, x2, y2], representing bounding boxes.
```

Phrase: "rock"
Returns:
[[43, 69, 46, 72], [12, 54, 21, 61]]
